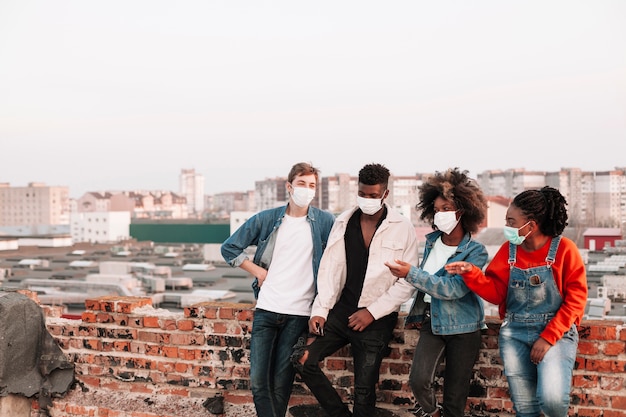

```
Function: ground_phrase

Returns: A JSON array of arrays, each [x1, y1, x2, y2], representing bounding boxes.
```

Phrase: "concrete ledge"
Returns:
[[0, 395, 31, 417]]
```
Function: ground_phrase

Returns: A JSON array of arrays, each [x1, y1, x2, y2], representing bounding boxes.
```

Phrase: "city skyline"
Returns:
[[4, 164, 626, 201], [1, 1, 625, 197]]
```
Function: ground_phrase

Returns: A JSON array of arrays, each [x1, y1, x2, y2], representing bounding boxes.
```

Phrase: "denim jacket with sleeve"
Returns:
[[220, 204, 335, 299], [405, 230, 488, 335]]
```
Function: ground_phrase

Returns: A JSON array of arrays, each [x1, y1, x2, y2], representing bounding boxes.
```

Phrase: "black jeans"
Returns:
[[409, 320, 482, 417], [297, 310, 396, 417]]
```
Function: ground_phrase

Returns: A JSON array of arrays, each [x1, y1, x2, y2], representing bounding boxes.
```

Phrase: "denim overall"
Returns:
[[499, 236, 579, 417]]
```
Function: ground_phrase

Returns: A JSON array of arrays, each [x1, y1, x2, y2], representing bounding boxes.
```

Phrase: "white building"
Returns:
[[70, 211, 131, 244], [180, 169, 205, 216]]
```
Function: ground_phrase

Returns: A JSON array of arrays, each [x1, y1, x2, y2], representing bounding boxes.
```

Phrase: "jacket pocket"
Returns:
[[381, 239, 403, 262]]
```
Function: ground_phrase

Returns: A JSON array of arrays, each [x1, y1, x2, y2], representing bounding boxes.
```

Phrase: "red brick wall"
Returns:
[[41, 296, 626, 417]]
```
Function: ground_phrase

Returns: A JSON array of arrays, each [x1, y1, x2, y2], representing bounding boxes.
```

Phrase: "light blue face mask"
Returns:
[[503, 221, 531, 245]]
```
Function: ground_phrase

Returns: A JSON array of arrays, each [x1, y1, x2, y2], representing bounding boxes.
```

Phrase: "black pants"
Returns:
[[409, 321, 482, 417], [297, 310, 396, 417]]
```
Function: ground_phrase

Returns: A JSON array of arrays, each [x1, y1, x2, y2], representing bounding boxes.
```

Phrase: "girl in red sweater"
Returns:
[[446, 186, 587, 417]]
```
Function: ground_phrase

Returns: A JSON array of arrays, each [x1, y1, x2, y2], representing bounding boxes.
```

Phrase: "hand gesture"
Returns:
[[384, 259, 411, 279], [444, 261, 473, 275]]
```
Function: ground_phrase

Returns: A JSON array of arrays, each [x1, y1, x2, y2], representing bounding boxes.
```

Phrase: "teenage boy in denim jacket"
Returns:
[[221, 162, 335, 417]]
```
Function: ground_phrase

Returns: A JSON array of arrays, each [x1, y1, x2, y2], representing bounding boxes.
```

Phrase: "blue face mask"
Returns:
[[503, 221, 531, 245]]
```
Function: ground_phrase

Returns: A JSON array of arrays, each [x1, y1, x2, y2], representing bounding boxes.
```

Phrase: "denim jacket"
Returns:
[[220, 205, 335, 299], [405, 230, 488, 335]]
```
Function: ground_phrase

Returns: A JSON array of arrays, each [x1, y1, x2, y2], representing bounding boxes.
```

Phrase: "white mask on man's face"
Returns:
[[357, 196, 383, 215], [290, 186, 316, 208]]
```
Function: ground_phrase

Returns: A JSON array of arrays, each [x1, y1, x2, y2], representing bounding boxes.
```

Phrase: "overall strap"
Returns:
[[507, 242, 517, 270], [545, 235, 562, 269]]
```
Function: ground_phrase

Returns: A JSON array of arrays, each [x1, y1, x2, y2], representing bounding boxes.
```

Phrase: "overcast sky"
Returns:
[[1, 1, 625, 198]]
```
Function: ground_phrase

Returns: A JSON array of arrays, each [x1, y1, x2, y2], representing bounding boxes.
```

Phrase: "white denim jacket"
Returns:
[[311, 203, 418, 320]]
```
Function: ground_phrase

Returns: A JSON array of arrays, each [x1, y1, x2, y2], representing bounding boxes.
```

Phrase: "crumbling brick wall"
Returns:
[[41, 296, 626, 417]]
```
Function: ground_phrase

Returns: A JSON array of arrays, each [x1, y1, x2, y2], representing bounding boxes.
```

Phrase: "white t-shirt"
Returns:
[[256, 214, 315, 316], [421, 236, 457, 303]]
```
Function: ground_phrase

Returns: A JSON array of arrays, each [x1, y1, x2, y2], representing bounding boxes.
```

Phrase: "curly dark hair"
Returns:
[[359, 163, 390, 188], [417, 167, 487, 234], [512, 186, 568, 237]]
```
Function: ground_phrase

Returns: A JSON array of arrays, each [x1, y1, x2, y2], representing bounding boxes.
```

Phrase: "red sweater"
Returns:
[[463, 236, 588, 345]]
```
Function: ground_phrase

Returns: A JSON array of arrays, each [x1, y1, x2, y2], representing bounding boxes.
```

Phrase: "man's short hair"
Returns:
[[358, 163, 390, 188], [288, 162, 320, 183]]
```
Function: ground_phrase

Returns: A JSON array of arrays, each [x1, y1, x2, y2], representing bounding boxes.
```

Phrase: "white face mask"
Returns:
[[433, 211, 459, 235], [290, 186, 316, 208], [357, 196, 383, 215]]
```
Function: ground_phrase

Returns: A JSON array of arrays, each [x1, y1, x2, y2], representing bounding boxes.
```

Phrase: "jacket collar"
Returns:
[[425, 229, 474, 252]]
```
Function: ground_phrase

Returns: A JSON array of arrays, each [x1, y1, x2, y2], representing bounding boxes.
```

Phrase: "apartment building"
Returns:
[[0, 182, 70, 230], [321, 173, 357, 215], [207, 190, 255, 219], [479, 167, 626, 230], [254, 177, 288, 212], [179, 168, 205, 217]]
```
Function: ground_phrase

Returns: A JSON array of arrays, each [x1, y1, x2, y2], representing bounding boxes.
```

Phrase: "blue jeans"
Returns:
[[499, 321, 579, 417], [250, 309, 309, 417]]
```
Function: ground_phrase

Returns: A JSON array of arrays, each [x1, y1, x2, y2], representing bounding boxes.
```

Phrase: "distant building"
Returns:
[[479, 167, 626, 231], [254, 177, 287, 212], [584, 228, 623, 251], [320, 173, 356, 215], [75, 190, 188, 220], [180, 169, 205, 217], [485, 196, 510, 228], [228, 211, 255, 235], [70, 211, 131, 244], [0, 182, 70, 235], [208, 191, 255, 219]]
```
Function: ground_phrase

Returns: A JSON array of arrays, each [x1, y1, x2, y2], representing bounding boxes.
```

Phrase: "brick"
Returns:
[[218, 307, 236, 319], [84, 298, 102, 311], [176, 319, 196, 331], [573, 374, 598, 389], [162, 346, 178, 358], [613, 395, 626, 410], [212, 321, 228, 333], [180, 332, 208, 347], [600, 376, 625, 391], [81, 312, 98, 323], [604, 341, 626, 356], [584, 322, 619, 341], [326, 358, 348, 370], [143, 316, 161, 328], [578, 340, 600, 355]]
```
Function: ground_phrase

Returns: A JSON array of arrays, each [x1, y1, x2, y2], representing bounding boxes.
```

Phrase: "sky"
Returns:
[[1, 1, 625, 198]]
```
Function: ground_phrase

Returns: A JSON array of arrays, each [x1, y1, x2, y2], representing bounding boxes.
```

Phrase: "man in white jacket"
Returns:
[[293, 163, 418, 417]]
